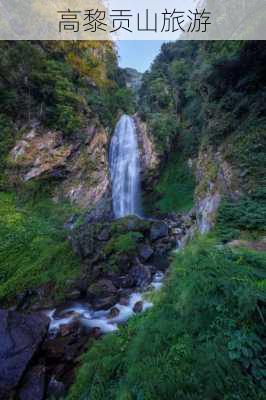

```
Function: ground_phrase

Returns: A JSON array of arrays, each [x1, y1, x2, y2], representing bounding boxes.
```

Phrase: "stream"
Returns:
[[45, 271, 164, 336]]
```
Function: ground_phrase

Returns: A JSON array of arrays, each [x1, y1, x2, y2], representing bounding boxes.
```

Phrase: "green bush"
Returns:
[[67, 237, 266, 400], [216, 191, 266, 242], [144, 155, 195, 215], [0, 114, 15, 188], [0, 192, 81, 304], [104, 232, 143, 255]]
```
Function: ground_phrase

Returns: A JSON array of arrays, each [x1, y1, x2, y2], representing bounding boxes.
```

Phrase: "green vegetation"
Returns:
[[139, 42, 266, 189], [104, 232, 144, 255], [0, 41, 136, 186], [0, 41, 135, 133], [216, 189, 266, 242], [145, 155, 195, 215], [68, 236, 266, 400], [0, 114, 15, 188], [0, 192, 81, 304]]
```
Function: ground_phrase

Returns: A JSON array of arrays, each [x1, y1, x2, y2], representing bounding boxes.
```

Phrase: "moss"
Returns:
[[0, 192, 82, 305], [109, 217, 151, 236], [104, 232, 143, 256]]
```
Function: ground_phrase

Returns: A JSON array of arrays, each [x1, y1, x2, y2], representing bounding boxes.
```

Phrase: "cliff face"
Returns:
[[9, 122, 112, 214], [134, 115, 160, 188], [194, 146, 242, 233]]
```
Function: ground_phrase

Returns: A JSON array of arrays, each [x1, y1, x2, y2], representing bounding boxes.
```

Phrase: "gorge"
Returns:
[[0, 40, 265, 400]]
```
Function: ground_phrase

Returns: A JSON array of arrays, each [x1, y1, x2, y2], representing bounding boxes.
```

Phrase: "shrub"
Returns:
[[104, 232, 143, 255], [0, 192, 81, 304], [144, 155, 195, 215], [216, 191, 266, 241]]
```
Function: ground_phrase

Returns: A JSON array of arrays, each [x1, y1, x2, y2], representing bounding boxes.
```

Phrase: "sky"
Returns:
[[116, 40, 168, 73]]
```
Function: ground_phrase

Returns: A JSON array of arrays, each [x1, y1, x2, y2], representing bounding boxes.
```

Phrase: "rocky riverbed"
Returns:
[[0, 212, 195, 400]]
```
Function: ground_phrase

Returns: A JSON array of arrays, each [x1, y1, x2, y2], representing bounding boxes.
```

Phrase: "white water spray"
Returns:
[[109, 115, 141, 218]]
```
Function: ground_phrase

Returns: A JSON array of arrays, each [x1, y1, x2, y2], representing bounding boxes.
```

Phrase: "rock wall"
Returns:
[[9, 122, 112, 215], [194, 146, 242, 233], [134, 115, 160, 190]]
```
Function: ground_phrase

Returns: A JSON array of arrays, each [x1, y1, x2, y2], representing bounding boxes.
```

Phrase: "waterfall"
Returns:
[[109, 114, 142, 218]]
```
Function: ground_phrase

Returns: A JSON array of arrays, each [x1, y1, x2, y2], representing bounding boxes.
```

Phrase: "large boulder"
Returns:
[[128, 261, 152, 288], [18, 365, 46, 400], [150, 221, 169, 241], [138, 244, 154, 261], [0, 310, 49, 400], [87, 279, 118, 310]]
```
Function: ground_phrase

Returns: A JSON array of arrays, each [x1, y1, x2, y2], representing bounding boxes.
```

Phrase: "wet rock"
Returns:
[[47, 377, 66, 399], [150, 221, 169, 241], [90, 327, 102, 339], [153, 238, 173, 256], [87, 279, 118, 299], [117, 274, 136, 289], [97, 228, 110, 241], [18, 365, 46, 400], [133, 301, 143, 313], [43, 334, 88, 363], [0, 310, 49, 400], [91, 296, 118, 311], [65, 290, 81, 301], [196, 192, 221, 234], [53, 309, 81, 320], [58, 321, 83, 337], [119, 296, 130, 306], [128, 262, 152, 288], [139, 244, 154, 261], [108, 307, 120, 319]]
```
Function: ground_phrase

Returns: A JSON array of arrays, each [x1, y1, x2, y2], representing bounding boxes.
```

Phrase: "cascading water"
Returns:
[[45, 117, 167, 337], [109, 114, 142, 218]]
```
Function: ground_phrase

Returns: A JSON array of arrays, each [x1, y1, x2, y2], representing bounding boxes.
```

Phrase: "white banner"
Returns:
[[0, 0, 265, 40]]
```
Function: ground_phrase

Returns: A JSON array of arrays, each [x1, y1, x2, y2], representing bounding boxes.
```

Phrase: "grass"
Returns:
[[144, 155, 195, 215], [0, 192, 82, 305], [67, 236, 266, 400]]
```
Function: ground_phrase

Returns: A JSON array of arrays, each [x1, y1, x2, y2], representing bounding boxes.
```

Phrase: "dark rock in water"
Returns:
[[108, 307, 120, 319], [43, 333, 88, 363], [41, 332, 89, 393], [18, 365, 46, 400], [139, 244, 154, 261], [91, 296, 118, 311], [87, 279, 118, 308], [47, 377, 66, 399], [119, 295, 130, 306], [0, 309, 49, 400], [133, 301, 143, 313], [150, 221, 169, 241], [54, 309, 81, 320], [58, 321, 83, 338], [90, 327, 102, 339], [128, 261, 152, 288]]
